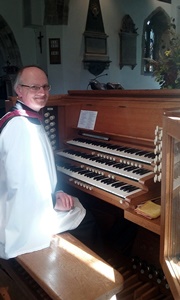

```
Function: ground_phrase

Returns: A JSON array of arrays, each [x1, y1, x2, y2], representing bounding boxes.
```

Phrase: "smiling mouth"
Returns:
[[35, 97, 47, 101]]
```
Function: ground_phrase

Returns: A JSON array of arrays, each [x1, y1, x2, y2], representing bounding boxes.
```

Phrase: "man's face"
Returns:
[[16, 67, 50, 111]]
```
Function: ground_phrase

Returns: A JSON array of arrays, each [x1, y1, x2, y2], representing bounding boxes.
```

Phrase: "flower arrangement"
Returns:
[[146, 22, 180, 89]]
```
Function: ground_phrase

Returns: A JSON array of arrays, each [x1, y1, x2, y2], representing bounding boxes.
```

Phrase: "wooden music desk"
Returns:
[[16, 233, 124, 300]]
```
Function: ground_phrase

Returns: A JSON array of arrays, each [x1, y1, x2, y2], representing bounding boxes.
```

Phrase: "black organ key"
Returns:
[[136, 150, 155, 159], [135, 150, 148, 156], [123, 166, 139, 171], [94, 175, 107, 181], [106, 144, 130, 151], [82, 153, 92, 159], [85, 172, 99, 178], [105, 144, 120, 150], [93, 174, 104, 180], [123, 148, 141, 154], [70, 166, 83, 172], [140, 169, 150, 175], [104, 160, 116, 166], [145, 152, 155, 159], [112, 182, 127, 188], [101, 178, 117, 185], [89, 156, 100, 161], [78, 169, 91, 175], [120, 185, 138, 192], [129, 149, 142, 154], [113, 163, 127, 169], [128, 186, 139, 192], [119, 185, 130, 191], [94, 157, 106, 163], [115, 146, 131, 151], [60, 161, 82, 173], [106, 145, 128, 151], [133, 169, 150, 175]]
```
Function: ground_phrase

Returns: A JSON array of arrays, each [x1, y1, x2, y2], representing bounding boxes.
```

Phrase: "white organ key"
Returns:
[[154, 165, 158, 173], [158, 141, 163, 151], [158, 163, 162, 172], [154, 136, 158, 144], [158, 173, 162, 182], [155, 126, 159, 135], [159, 130, 163, 139], [154, 174, 158, 183], [154, 145, 159, 155], [159, 151, 162, 161]]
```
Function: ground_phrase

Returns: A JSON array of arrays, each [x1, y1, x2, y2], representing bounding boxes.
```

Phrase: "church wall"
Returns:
[[0, 0, 37, 71], [0, 0, 177, 95]]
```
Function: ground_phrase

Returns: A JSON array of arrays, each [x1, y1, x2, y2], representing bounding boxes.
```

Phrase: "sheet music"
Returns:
[[77, 110, 98, 130]]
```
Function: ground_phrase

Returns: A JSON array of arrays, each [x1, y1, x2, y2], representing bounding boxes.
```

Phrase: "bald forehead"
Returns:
[[21, 67, 47, 82]]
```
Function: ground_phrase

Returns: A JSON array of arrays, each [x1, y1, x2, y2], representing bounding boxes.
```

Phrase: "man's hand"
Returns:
[[54, 191, 74, 211]]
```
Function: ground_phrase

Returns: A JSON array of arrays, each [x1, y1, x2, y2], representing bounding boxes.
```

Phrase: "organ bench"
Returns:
[[0, 233, 124, 300]]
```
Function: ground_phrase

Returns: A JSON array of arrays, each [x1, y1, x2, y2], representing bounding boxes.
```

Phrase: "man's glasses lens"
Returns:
[[20, 84, 51, 91], [31, 85, 51, 91]]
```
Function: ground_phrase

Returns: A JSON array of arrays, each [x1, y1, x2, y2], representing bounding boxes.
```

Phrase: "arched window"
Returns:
[[142, 7, 170, 75]]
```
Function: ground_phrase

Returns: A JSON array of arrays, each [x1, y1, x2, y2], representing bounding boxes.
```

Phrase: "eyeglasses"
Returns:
[[20, 84, 51, 92]]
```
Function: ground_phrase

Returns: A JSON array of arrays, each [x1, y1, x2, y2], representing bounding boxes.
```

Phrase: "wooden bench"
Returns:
[[1, 233, 124, 300]]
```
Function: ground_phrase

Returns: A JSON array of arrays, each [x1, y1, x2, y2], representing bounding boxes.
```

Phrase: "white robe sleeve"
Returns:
[[54, 196, 86, 233]]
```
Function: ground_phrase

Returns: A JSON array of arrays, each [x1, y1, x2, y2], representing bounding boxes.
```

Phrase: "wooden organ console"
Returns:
[[45, 90, 180, 213], [3, 89, 180, 299]]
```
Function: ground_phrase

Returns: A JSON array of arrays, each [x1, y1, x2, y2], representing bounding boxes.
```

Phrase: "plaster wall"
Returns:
[[0, 0, 177, 94]]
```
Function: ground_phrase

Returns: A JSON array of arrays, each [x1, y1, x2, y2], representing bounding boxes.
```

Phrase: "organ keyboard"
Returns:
[[66, 138, 155, 164], [56, 134, 159, 209], [57, 148, 153, 181]]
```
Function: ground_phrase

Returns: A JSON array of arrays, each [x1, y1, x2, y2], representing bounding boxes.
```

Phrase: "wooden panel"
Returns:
[[160, 111, 180, 300], [46, 89, 180, 148], [125, 208, 160, 235]]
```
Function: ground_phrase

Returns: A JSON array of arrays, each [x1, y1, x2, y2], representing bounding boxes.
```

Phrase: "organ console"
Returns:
[[40, 89, 178, 214], [6, 89, 180, 299]]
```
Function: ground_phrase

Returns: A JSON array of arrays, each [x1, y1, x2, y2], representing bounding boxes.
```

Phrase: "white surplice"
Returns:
[[0, 116, 85, 259]]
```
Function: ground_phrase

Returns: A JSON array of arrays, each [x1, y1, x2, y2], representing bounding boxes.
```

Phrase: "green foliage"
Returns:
[[146, 21, 180, 89]]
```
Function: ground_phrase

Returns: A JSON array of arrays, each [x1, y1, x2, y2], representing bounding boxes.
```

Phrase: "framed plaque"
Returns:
[[49, 38, 61, 64]]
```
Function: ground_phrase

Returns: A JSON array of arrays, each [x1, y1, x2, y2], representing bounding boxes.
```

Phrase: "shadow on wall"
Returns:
[[0, 15, 22, 100]]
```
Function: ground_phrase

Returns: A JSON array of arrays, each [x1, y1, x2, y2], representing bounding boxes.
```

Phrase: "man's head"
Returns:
[[14, 66, 51, 111]]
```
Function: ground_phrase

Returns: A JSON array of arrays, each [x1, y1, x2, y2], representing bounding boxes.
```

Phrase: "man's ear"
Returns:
[[15, 85, 22, 98]]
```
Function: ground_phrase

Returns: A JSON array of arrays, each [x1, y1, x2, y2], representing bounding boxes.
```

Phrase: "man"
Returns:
[[0, 66, 102, 259]]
